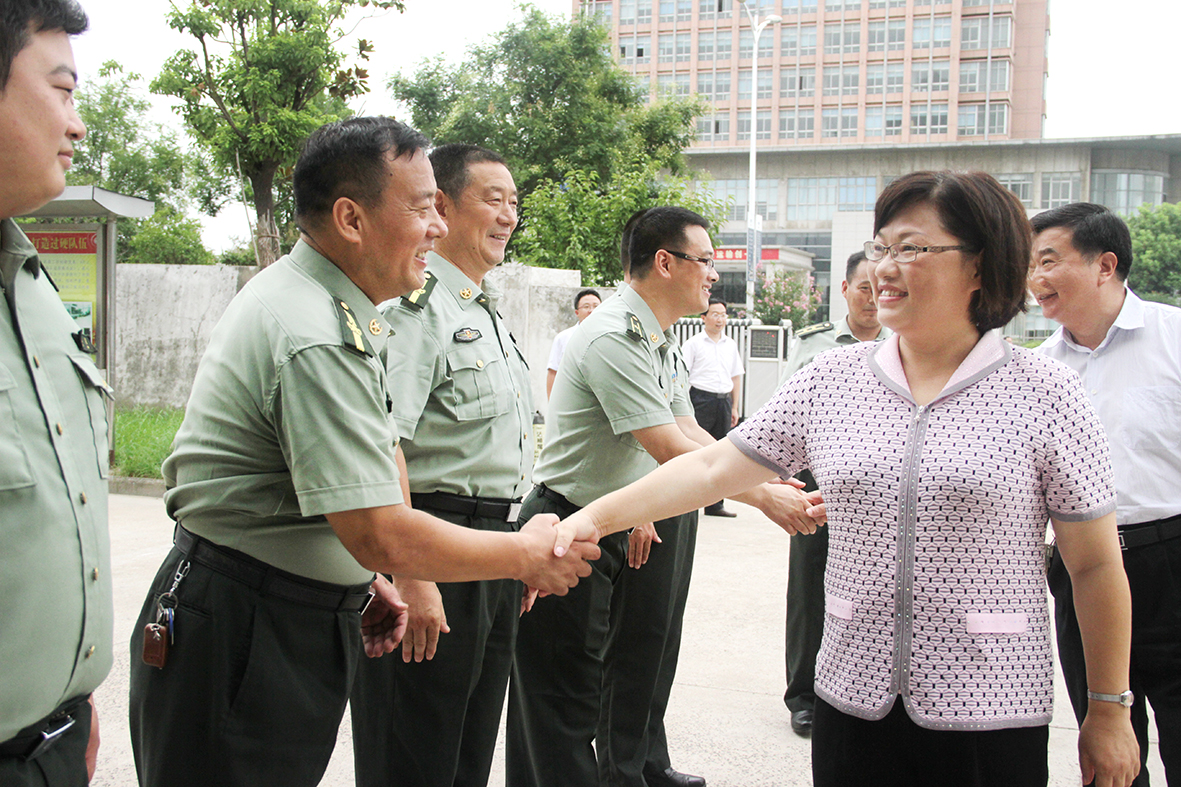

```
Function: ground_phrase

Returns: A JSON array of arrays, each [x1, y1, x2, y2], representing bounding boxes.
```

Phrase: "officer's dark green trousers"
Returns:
[[350, 508, 521, 787], [784, 469, 827, 714]]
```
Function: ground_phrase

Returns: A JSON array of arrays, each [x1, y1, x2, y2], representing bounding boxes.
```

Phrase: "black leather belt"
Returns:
[[1118, 514, 1181, 551], [174, 526, 371, 612], [535, 484, 581, 517], [690, 387, 731, 400], [0, 696, 87, 760], [411, 492, 523, 522]]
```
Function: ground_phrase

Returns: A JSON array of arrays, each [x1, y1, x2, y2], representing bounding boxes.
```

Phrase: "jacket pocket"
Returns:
[[0, 362, 36, 490]]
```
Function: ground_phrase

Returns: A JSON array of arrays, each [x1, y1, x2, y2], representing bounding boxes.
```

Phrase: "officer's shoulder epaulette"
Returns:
[[796, 321, 834, 340], [624, 312, 646, 342], [334, 298, 372, 357], [400, 271, 437, 311]]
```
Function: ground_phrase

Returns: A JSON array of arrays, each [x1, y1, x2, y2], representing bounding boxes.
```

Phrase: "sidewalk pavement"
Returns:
[[94, 493, 1163, 786]]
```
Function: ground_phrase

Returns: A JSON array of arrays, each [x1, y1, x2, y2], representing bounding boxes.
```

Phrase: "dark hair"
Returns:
[[293, 116, 430, 225], [429, 143, 508, 200], [1, 0, 88, 90], [1030, 202, 1132, 281], [628, 206, 711, 280], [873, 171, 1030, 333], [703, 296, 726, 317], [844, 250, 868, 283], [619, 208, 649, 276], [574, 288, 601, 309]]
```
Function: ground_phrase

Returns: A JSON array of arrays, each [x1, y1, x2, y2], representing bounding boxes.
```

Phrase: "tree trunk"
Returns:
[[250, 166, 280, 268]]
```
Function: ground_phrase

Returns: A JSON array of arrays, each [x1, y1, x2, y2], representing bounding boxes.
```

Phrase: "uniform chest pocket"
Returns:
[[69, 354, 113, 479], [0, 362, 36, 490], [446, 344, 512, 421]]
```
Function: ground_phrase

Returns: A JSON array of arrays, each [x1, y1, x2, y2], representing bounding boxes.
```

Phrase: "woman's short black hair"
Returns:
[[874, 170, 1030, 333]]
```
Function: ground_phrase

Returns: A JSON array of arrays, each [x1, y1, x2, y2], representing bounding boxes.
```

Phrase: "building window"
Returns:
[[865, 105, 883, 136], [962, 16, 1011, 50], [1092, 171, 1169, 216], [887, 19, 906, 50], [738, 69, 753, 100], [912, 60, 949, 92], [659, 0, 675, 22], [866, 63, 884, 93], [957, 103, 984, 136], [737, 110, 752, 140], [821, 108, 839, 138], [867, 21, 886, 52], [959, 59, 1010, 93], [884, 105, 903, 135], [677, 0, 693, 20], [822, 66, 840, 96], [842, 64, 859, 94], [912, 16, 951, 49], [696, 113, 731, 142], [656, 74, 674, 98], [886, 62, 904, 92], [996, 174, 1033, 207], [780, 108, 816, 139], [716, 30, 732, 59], [787, 177, 876, 220], [911, 103, 948, 135], [840, 107, 858, 137], [620, 0, 637, 24], [839, 177, 875, 210], [825, 22, 859, 55], [1041, 173, 1081, 209], [638, 0, 652, 23], [757, 68, 774, 99], [584, 0, 613, 22], [782, 0, 819, 12], [676, 32, 692, 61], [674, 73, 691, 96], [698, 71, 731, 102], [699, 31, 715, 61], [825, 0, 861, 11], [620, 36, 636, 63], [714, 70, 732, 100], [756, 109, 773, 140], [658, 33, 674, 63], [699, 179, 777, 221], [987, 102, 1007, 134], [699, 0, 733, 19], [780, 66, 816, 97], [781, 24, 817, 57]]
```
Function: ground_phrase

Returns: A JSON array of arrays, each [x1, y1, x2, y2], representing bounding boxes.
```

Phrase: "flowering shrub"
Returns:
[[753, 266, 823, 328]]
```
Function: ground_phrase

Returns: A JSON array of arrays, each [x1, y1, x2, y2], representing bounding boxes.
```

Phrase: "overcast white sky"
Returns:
[[69, 0, 1181, 252]]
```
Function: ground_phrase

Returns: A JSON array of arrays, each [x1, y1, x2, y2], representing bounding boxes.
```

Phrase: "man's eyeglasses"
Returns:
[[665, 250, 715, 270], [864, 241, 971, 264]]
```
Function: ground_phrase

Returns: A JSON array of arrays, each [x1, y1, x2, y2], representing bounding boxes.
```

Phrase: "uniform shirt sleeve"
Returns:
[[729, 357, 815, 477], [670, 349, 693, 418], [580, 332, 676, 435], [274, 344, 403, 516], [383, 305, 443, 440], [1040, 365, 1117, 521]]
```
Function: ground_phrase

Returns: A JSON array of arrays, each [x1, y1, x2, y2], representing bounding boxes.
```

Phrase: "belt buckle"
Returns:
[[24, 715, 75, 760], [1118, 530, 1127, 550], [507, 502, 523, 522]]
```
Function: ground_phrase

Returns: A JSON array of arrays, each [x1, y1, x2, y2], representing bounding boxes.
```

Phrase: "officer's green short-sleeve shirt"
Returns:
[[382, 252, 533, 499], [164, 241, 402, 585], [781, 318, 892, 383], [534, 286, 686, 508], [0, 219, 113, 741]]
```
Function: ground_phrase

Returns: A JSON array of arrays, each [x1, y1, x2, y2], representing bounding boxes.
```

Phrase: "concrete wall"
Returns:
[[114, 261, 604, 412]]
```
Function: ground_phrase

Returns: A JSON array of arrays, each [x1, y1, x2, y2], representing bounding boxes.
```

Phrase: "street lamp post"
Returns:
[[741, 2, 781, 318]]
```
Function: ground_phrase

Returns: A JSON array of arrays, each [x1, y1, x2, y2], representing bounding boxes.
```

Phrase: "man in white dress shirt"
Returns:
[[546, 289, 601, 398], [1030, 202, 1180, 787], [681, 298, 744, 517]]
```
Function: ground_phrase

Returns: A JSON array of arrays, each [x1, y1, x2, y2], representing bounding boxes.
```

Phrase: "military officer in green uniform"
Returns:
[[0, 3, 111, 784], [508, 207, 818, 787], [779, 250, 890, 737], [126, 118, 599, 787], [350, 144, 534, 787]]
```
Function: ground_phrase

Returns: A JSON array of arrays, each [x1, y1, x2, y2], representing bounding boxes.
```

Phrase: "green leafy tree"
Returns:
[[1127, 201, 1181, 304], [512, 158, 729, 286], [152, 0, 402, 266], [390, 6, 705, 202], [753, 266, 823, 328], [126, 207, 215, 266]]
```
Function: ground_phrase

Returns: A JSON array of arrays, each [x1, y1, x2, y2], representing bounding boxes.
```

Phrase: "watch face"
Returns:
[[1119, 690, 1135, 708]]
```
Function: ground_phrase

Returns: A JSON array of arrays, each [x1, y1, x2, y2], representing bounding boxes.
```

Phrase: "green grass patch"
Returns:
[[113, 406, 185, 478]]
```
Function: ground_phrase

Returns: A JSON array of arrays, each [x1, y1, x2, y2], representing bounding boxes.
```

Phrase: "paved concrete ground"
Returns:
[[93, 494, 1163, 786]]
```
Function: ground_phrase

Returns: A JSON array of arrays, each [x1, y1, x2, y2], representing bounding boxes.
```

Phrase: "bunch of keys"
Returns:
[[142, 561, 189, 669]]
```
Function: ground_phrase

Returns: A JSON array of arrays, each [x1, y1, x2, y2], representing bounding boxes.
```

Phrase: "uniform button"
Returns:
[[85, 645, 95, 659], [79, 492, 88, 504], [1091, 389, 1098, 395], [92, 568, 99, 581], [476, 360, 484, 369], [56, 422, 64, 435], [33, 355, 40, 367]]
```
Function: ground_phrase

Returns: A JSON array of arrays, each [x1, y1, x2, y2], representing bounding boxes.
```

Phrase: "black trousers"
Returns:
[[128, 544, 367, 787], [350, 507, 521, 787], [507, 487, 629, 787], [1048, 531, 1181, 787], [0, 697, 92, 787], [689, 387, 732, 511], [598, 510, 699, 787], [812, 698, 1049, 787], [784, 468, 826, 713]]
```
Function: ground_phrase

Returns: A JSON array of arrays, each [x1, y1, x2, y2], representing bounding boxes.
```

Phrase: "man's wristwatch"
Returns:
[[1087, 689, 1134, 708]]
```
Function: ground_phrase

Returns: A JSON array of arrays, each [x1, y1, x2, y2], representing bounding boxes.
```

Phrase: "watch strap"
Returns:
[[1087, 690, 1134, 707]]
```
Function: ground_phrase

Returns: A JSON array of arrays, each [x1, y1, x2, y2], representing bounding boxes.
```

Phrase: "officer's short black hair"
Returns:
[[845, 250, 868, 283], [619, 208, 649, 277], [628, 206, 711, 280], [574, 289, 601, 310], [430, 144, 508, 200], [294, 117, 430, 226], [1030, 202, 1133, 281], [1, 0, 88, 91]]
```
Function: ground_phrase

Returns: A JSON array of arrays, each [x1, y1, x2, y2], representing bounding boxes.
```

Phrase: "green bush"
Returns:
[[113, 406, 185, 478]]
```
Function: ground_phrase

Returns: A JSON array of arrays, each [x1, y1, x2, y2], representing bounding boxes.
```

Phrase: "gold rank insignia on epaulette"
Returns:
[[796, 321, 834, 339], [401, 271, 437, 311], [335, 299, 372, 357], [625, 313, 645, 342]]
